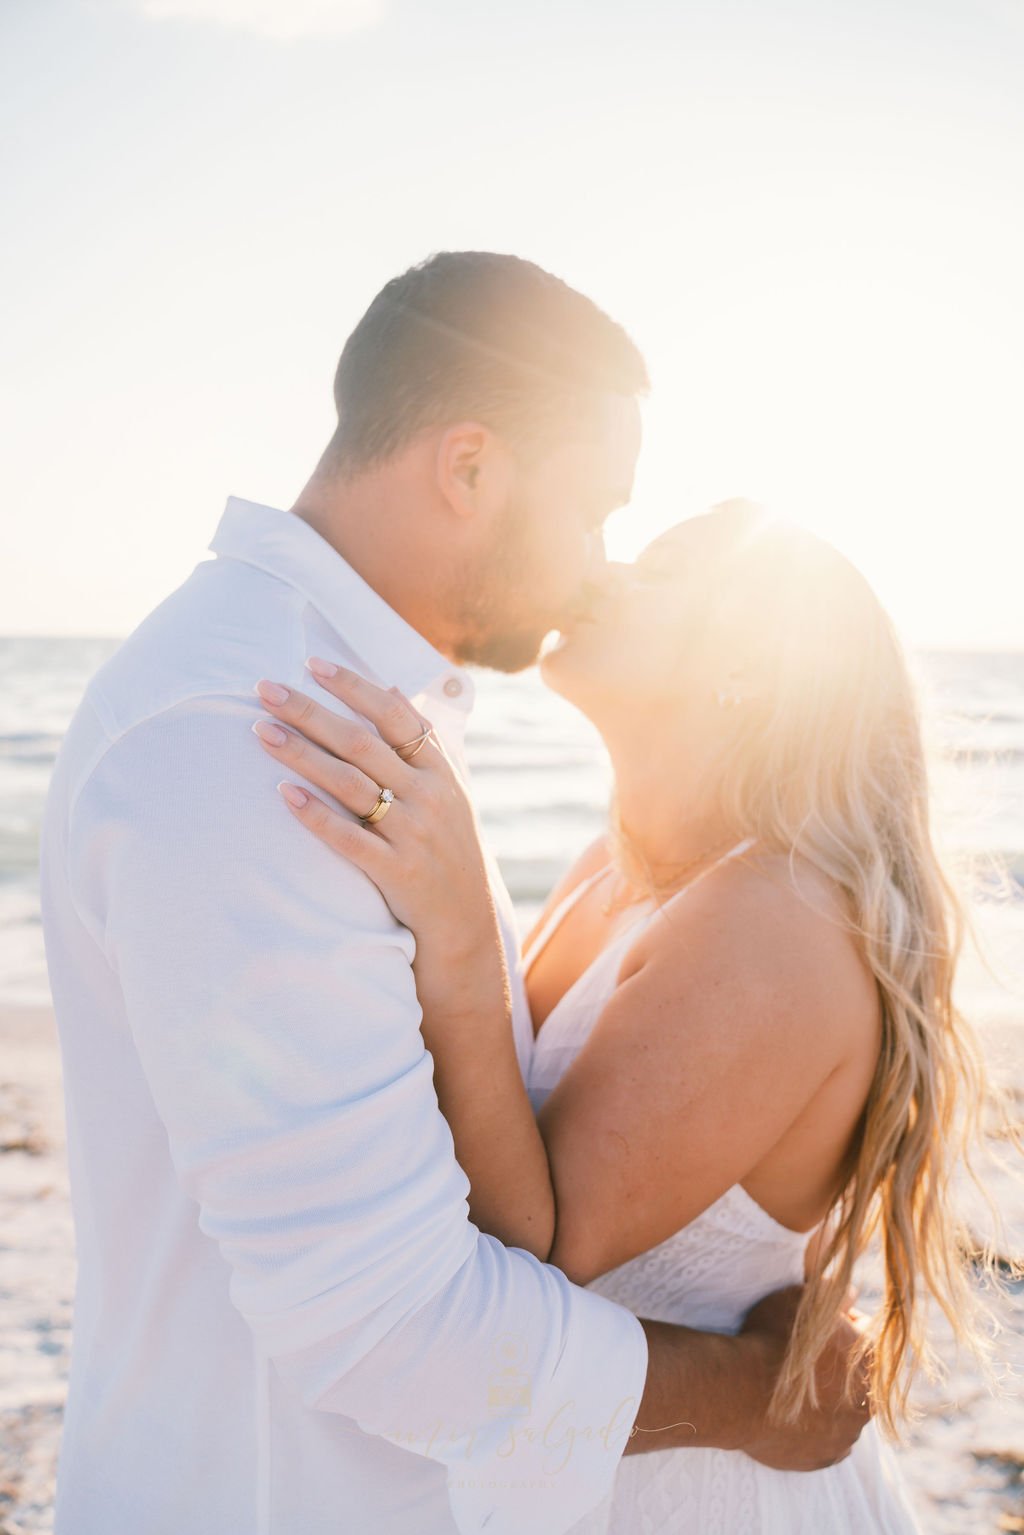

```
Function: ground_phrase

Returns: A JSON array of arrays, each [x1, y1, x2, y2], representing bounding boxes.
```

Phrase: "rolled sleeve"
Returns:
[[69, 692, 649, 1535]]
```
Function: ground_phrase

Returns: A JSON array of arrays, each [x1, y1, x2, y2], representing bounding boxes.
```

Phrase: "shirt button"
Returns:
[[443, 677, 463, 698]]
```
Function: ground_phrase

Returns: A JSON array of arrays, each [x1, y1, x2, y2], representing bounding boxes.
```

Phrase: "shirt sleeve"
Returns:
[[68, 691, 649, 1535]]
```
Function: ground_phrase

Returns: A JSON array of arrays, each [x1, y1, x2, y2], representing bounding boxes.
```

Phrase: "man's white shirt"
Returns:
[[38, 497, 649, 1535]]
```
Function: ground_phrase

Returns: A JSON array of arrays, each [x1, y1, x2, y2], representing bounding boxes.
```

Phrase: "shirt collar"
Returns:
[[208, 496, 475, 711]]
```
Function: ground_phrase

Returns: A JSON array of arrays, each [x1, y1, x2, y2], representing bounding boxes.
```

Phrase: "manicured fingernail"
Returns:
[[252, 720, 287, 746], [255, 680, 290, 705], [277, 782, 308, 808], [306, 656, 338, 679]]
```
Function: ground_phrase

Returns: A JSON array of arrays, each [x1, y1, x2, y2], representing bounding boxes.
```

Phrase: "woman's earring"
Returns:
[[716, 670, 749, 709]]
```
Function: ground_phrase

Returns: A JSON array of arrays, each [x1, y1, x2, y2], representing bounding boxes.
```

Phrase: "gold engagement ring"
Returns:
[[362, 787, 395, 824]]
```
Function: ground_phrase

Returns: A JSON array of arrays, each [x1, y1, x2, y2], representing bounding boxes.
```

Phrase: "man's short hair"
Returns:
[[329, 251, 649, 473]]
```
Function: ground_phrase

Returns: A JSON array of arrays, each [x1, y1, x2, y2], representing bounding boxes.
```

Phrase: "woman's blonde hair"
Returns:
[[608, 503, 1021, 1437]]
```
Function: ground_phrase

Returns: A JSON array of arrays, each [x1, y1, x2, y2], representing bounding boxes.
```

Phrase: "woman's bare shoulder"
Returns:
[[625, 847, 878, 1051]]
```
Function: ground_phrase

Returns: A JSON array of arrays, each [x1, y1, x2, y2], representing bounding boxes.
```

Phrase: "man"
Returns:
[[39, 251, 868, 1535]]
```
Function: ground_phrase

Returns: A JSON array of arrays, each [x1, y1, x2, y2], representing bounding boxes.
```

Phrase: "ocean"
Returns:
[[2, 637, 1021, 1020]]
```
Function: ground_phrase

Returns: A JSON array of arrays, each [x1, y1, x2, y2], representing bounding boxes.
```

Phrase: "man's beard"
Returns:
[[449, 495, 559, 674], [453, 621, 550, 674]]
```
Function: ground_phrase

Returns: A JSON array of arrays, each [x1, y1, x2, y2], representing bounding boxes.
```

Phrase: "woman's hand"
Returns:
[[251, 656, 494, 953]]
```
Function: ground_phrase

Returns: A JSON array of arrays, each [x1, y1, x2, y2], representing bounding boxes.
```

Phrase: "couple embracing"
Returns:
[[41, 251, 997, 1533]]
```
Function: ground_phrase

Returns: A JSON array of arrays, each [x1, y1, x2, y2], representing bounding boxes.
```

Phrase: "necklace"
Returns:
[[600, 835, 743, 917]]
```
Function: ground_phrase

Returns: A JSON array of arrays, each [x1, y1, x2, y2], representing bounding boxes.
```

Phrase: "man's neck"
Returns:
[[290, 465, 460, 663]]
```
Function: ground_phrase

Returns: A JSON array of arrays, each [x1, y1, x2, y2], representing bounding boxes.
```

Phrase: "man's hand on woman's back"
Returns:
[[739, 1284, 872, 1471], [626, 1283, 872, 1471]]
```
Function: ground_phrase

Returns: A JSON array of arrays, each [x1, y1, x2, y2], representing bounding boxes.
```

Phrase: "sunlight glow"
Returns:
[[3, 0, 1021, 648], [603, 273, 1023, 650]]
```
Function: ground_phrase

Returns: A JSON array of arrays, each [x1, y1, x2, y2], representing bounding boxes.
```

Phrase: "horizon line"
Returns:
[[1, 633, 1022, 657]]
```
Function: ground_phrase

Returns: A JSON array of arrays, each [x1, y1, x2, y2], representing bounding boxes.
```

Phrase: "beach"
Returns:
[[2, 999, 1022, 1534], [0, 1007, 73, 1535], [1, 641, 1022, 1531]]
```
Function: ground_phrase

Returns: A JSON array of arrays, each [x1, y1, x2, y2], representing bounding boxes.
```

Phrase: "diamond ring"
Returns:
[[362, 787, 394, 825]]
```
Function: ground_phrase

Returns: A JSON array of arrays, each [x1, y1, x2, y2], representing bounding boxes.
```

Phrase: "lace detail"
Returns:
[[585, 1183, 809, 1334], [527, 840, 922, 1534]]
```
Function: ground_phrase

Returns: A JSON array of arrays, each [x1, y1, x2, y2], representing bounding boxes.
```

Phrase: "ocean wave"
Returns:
[[486, 798, 605, 823], [0, 731, 64, 759], [470, 748, 604, 772], [496, 856, 568, 902], [972, 853, 1024, 899]]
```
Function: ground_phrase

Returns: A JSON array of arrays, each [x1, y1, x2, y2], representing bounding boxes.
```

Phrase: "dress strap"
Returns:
[[606, 835, 759, 938], [522, 862, 613, 976], [670, 835, 758, 900]]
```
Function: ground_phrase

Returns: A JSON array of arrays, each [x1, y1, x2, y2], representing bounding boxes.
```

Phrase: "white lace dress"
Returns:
[[523, 838, 921, 1535]]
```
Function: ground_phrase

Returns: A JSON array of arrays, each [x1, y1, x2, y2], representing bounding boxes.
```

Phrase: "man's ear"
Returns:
[[436, 421, 513, 519]]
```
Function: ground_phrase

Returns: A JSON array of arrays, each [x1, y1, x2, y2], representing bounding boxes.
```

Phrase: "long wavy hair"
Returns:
[[607, 503, 1021, 1437]]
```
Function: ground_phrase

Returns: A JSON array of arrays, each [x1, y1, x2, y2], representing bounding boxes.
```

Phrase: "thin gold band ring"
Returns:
[[394, 727, 433, 761]]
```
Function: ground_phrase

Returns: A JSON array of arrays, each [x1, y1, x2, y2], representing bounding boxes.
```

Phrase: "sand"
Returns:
[[1, 1004, 1021, 1534], [0, 1009, 74, 1535]]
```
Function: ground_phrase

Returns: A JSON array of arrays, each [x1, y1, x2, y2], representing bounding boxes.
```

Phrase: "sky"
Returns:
[[2, 0, 1023, 647]]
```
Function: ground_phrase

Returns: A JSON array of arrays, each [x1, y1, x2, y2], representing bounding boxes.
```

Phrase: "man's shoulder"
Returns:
[[49, 558, 315, 838], [60, 660, 409, 948], [85, 557, 307, 747]]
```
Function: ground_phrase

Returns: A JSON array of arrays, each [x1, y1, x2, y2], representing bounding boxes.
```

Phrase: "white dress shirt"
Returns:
[[38, 497, 649, 1535]]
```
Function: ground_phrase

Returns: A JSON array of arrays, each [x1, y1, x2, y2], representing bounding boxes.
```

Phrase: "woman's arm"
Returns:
[[406, 897, 556, 1256], [411, 827, 613, 1254], [537, 864, 875, 1283], [252, 662, 558, 1259]]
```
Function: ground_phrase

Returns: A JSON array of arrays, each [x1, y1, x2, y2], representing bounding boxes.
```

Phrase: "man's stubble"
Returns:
[[448, 489, 565, 675]]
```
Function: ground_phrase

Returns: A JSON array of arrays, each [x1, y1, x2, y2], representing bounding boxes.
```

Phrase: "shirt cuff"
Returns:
[[445, 1276, 649, 1535]]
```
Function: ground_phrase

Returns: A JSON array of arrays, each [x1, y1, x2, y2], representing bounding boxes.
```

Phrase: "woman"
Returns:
[[253, 502, 1005, 1532]]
